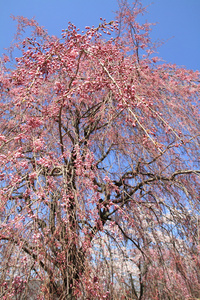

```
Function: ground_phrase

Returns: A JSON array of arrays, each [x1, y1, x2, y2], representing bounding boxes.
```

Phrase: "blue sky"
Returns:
[[0, 0, 200, 71]]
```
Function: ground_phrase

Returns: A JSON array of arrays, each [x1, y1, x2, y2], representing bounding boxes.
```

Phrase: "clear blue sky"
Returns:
[[1, 0, 200, 71]]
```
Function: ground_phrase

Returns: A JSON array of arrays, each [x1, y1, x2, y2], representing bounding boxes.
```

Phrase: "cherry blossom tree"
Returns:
[[0, 0, 200, 299]]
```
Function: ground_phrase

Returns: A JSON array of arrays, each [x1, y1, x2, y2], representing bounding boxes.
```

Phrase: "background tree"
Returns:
[[0, 1, 200, 299]]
